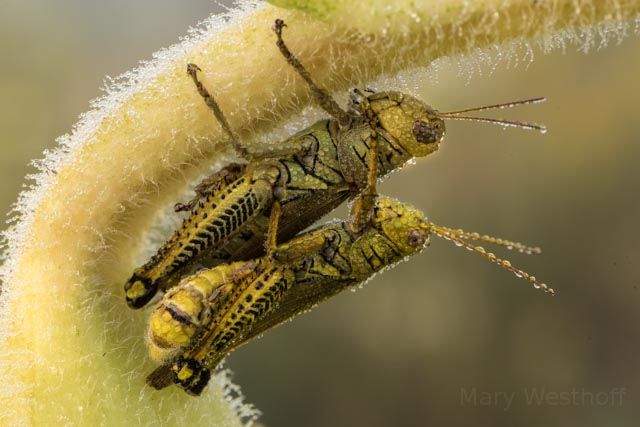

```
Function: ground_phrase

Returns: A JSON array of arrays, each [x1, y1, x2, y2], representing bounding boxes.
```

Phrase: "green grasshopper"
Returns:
[[124, 19, 546, 309], [145, 196, 553, 395]]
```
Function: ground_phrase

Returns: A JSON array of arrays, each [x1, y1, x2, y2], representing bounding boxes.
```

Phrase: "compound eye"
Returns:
[[407, 229, 427, 248], [412, 120, 438, 144]]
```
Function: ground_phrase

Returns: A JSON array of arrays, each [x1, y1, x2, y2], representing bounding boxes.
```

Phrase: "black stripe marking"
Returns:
[[361, 247, 377, 270], [165, 304, 195, 326]]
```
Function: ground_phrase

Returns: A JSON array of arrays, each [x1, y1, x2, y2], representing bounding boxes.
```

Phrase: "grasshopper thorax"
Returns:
[[354, 91, 445, 158]]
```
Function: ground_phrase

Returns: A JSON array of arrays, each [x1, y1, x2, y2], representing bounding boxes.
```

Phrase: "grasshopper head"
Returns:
[[372, 196, 431, 256], [171, 356, 211, 396], [124, 270, 157, 309], [359, 93, 547, 160], [361, 91, 445, 158]]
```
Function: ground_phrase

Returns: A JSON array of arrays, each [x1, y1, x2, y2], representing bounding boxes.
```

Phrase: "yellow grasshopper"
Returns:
[[124, 19, 545, 309], [145, 196, 553, 395]]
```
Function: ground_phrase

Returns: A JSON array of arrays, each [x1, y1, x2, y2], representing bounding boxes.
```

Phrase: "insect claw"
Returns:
[[186, 63, 201, 77], [174, 202, 190, 213], [274, 18, 286, 35]]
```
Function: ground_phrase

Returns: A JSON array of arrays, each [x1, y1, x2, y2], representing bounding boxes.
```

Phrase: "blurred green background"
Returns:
[[1, 1, 639, 426]]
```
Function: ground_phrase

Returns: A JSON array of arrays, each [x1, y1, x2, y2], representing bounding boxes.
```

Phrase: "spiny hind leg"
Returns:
[[273, 19, 352, 126], [174, 163, 246, 213]]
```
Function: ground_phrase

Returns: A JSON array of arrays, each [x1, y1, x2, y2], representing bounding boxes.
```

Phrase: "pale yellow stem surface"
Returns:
[[1, 0, 638, 425]]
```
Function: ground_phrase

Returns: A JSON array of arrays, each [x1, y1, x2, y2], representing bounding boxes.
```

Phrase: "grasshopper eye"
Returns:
[[407, 229, 427, 248], [412, 120, 439, 144]]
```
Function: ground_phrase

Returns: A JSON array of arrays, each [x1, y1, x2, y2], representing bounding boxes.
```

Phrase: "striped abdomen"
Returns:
[[184, 264, 295, 370], [147, 262, 258, 362]]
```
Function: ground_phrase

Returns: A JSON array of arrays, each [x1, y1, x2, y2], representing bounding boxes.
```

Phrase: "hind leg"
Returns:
[[174, 163, 246, 213]]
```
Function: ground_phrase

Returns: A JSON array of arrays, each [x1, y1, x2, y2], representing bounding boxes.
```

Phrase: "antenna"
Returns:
[[430, 223, 555, 295], [439, 97, 546, 115], [435, 225, 541, 255], [438, 97, 547, 133], [439, 115, 546, 133]]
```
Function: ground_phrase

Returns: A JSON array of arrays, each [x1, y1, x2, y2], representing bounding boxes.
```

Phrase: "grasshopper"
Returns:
[[145, 195, 553, 395], [124, 19, 546, 309]]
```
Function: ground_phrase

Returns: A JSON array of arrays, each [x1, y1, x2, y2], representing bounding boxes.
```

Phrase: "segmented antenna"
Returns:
[[436, 225, 541, 255], [439, 116, 546, 133], [437, 97, 547, 133], [430, 223, 555, 295], [439, 97, 546, 115]]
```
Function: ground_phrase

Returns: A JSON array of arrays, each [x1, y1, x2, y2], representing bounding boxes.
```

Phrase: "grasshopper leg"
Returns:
[[188, 62, 314, 161], [174, 163, 246, 213], [349, 96, 380, 233], [264, 175, 289, 259], [273, 19, 352, 127], [273, 20, 380, 231], [265, 200, 282, 258], [187, 63, 249, 158]]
